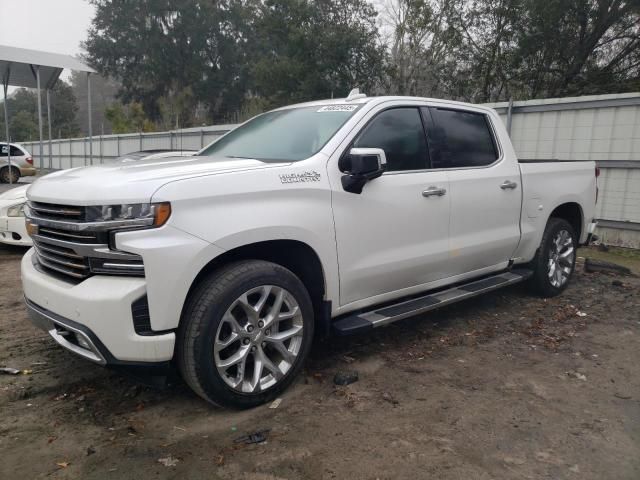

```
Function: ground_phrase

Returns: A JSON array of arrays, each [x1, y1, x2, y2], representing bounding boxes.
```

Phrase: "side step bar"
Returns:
[[332, 269, 533, 336]]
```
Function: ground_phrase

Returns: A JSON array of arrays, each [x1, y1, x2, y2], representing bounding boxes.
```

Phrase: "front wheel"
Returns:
[[529, 218, 577, 297], [177, 260, 314, 408]]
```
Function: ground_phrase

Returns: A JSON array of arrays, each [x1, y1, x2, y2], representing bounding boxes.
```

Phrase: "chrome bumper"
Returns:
[[25, 298, 107, 365]]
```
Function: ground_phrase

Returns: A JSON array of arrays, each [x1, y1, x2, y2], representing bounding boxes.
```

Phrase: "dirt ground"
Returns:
[[1, 244, 639, 480]]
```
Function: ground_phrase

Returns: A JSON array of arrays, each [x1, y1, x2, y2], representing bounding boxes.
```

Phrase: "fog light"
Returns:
[[76, 333, 91, 350]]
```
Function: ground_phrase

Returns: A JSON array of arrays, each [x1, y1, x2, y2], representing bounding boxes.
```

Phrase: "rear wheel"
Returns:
[[177, 260, 314, 408], [529, 218, 577, 297], [0, 166, 20, 184]]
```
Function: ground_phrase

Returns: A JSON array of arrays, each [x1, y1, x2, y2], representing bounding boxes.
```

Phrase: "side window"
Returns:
[[0, 145, 24, 157], [429, 108, 498, 168], [10, 146, 24, 156], [353, 108, 428, 172]]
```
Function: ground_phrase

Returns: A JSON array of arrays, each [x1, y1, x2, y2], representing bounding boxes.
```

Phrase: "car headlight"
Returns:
[[7, 203, 25, 217], [84, 202, 172, 227]]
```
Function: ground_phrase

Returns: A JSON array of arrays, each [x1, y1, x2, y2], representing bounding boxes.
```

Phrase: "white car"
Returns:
[[21, 92, 598, 408], [0, 184, 30, 246], [1, 143, 36, 183]]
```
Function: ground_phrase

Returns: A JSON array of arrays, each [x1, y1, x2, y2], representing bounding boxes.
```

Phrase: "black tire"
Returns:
[[529, 217, 577, 297], [177, 260, 314, 408], [0, 166, 20, 184], [0, 166, 20, 183]]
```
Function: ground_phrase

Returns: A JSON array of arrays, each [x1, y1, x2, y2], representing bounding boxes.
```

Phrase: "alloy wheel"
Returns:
[[213, 285, 304, 393], [547, 229, 575, 288]]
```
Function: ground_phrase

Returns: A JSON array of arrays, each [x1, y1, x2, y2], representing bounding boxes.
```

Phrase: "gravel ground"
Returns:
[[1, 244, 639, 480]]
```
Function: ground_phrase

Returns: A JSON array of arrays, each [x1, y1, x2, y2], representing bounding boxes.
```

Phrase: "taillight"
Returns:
[[595, 166, 599, 204], [595, 166, 600, 177], [26, 157, 33, 165]]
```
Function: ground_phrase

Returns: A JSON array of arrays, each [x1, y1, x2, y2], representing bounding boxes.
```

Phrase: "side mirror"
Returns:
[[339, 148, 387, 194]]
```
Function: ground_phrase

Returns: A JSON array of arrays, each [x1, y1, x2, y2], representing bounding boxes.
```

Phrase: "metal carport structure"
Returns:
[[0, 45, 95, 183]]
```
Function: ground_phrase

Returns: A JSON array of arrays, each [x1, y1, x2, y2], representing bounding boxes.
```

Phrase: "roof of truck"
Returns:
[[281, 95, 494, 113]]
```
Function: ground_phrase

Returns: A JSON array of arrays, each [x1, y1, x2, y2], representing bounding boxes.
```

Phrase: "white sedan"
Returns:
[[0, 184, 30, 246]]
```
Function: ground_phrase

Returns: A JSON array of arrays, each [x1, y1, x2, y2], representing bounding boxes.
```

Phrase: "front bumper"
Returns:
[[0, 215, 32, 246], [22, 249, 175, 364]]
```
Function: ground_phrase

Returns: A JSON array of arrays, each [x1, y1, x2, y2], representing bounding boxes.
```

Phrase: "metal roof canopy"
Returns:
[[1, 45, 95, 183]]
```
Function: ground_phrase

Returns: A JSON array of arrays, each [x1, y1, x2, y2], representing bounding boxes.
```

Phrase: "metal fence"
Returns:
[[487, 93, 640, 247], [20, 124, 237, 170], [20, 92, 640, 247]]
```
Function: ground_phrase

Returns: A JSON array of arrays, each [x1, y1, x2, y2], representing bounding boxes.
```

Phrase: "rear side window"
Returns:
[[353, 108, 428, 172], [0, 145, 25, 157], [429, 109, 498, 168]]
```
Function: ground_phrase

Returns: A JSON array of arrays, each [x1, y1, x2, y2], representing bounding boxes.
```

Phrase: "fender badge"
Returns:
[[279, 171, 321, 184]]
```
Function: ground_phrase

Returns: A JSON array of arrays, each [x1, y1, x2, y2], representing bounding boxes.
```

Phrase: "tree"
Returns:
[[0, 83, 80, 142], [248, 0, 387, 108], [104, 102, 155, 133], [85, 0, 250, 123], [85, 0, 387, 122], [512, 0, 640, 98], [382, 0, 465, 97]]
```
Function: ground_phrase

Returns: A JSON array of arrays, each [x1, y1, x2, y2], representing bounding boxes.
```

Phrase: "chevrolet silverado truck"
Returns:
[[21, 92, 598, 408]]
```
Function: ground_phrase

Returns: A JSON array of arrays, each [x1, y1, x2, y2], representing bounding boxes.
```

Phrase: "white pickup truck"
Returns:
[[21, 93, 598, 408]]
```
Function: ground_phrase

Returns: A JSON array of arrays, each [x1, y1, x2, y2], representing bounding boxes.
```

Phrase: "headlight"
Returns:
[[84, 202, 171, 227], [7, 203, 25, 217]]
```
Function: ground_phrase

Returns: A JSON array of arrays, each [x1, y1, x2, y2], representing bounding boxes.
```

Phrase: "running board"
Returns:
[[332, 269, 533, 336]]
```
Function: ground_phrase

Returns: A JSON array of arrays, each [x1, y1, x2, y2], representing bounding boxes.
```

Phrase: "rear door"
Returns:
[[424, 106, 521, 276]]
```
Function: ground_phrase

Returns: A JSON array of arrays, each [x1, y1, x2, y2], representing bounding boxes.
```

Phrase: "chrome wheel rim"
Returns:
[[214, 285, 304, 393], [548, 229, 574, 288]]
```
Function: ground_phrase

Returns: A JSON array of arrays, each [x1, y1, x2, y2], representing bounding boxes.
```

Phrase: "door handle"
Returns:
[[422, 186, 447, 197], [500, 180, 518, 190]]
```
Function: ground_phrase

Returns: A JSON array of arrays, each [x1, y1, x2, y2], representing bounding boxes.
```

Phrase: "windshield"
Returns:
[[199, 105, 361, 162]]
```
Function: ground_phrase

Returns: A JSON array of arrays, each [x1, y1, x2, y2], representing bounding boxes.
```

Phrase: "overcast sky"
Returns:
[[0, 0, 95, 92]]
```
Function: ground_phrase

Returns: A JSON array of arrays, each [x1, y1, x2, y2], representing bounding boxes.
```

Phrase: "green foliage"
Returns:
[[84, 0, 640, 125], [85, 0, 387, 123], [104, 102, 155, 133], [0, 83, 80, 142], [249, 0, 387, 108]]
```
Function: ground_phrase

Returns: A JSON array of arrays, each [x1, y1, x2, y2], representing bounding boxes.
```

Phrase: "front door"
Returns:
[[329, 106, 451, 308]]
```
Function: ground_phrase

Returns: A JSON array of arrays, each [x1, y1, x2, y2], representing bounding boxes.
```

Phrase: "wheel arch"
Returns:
[[183, 239, 331, 338], [549, 202, 584, 241]]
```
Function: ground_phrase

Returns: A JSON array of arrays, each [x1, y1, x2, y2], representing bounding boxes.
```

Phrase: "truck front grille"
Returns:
[[27, 202, 144, 282], [33, 241, 91, 279], [29, 202, 85, 221]]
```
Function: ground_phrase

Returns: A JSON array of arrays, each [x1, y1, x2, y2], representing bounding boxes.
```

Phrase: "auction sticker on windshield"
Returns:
[[317, 105, 359, 112]]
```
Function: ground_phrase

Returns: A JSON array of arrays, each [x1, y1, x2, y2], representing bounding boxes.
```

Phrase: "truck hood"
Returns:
[[27, 155, 286, 205]]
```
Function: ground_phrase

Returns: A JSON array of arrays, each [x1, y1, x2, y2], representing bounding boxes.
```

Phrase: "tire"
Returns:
[[0, 166, 20, 184], [529, 217, 577, 297], [177, 260, 314, 408]]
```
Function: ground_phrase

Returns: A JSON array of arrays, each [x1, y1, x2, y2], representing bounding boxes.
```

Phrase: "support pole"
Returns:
[[506, 98, 514, 136], [87, 72, 93, 165], [46, 88, 52, 170], [36, 66, 44, 172], [3, 75, 12, 185]]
